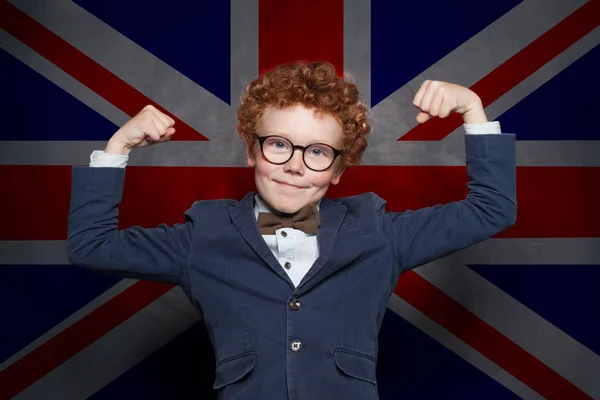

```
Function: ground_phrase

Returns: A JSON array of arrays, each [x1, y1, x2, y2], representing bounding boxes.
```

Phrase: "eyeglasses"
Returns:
[[254, 134, 342, 172]]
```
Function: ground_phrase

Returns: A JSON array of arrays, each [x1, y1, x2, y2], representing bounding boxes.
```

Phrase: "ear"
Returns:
[[330, 166, 346, 186], [246, 141, 256, 167]]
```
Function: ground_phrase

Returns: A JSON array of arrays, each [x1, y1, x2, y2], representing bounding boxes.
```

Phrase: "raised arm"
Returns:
[[383, 81, 517, 272], [67, 105, 192, 285]]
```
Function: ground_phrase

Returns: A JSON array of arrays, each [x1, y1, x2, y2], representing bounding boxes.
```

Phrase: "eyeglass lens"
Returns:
[[261, 136, 335, 171]]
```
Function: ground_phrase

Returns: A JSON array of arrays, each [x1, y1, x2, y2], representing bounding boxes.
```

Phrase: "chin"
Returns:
[[261, 191, 306, 214], [278, 203, 304, 214], [268, 198, 303, 214]]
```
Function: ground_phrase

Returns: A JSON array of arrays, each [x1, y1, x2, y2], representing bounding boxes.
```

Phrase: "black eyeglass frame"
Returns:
[[254, 134, 342, 172]]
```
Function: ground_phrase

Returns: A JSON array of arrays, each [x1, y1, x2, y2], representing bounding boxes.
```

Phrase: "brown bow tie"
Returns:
[[257, 202, 321, 235]]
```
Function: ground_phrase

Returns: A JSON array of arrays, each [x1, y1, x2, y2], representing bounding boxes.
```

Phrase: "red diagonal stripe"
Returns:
[[396, 271, 593, 400], [1, 165, 599, 240], [399, 0, 600, 141], [0, 0, 207, 141], [258, 0, 344, 76], [0, 280, 173, 400]]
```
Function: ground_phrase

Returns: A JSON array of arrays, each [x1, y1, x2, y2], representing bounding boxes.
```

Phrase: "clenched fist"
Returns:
[[413, 80, 487, 124], [105, 105, 176, 155]]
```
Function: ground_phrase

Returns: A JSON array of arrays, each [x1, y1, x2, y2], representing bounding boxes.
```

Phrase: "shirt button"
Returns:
[[284, 262, 292, 269], [281, 231, 288, 237], [290, 340, 302, 352], [289, 298, 300, 311]]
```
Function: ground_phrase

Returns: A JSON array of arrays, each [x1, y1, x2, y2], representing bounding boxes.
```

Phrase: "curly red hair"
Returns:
[[237, 61, 370, 169]]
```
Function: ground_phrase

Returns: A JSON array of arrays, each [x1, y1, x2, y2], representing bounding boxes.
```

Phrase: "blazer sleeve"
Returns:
[[67, 166, 197, 285], [380, 133, 517, 273]]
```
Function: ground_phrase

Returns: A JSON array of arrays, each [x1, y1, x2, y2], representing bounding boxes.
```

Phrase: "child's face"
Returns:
[[246, 104, 345, 213]]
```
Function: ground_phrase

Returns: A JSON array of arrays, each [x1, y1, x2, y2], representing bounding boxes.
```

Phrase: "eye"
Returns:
[[307, 145, 332, 158], [264, 137, 290, 151]]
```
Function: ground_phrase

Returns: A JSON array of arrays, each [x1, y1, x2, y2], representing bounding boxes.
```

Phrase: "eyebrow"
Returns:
[[263, 131, 337, 148]]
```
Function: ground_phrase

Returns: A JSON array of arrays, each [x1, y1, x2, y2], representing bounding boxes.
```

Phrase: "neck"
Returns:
[[254, 194, 320, 215]]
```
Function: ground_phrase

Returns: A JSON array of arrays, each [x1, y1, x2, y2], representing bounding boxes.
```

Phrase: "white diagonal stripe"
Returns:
[[387, 294, 545, 400], [416, 259, 600, 399], [8, 0, 238, 142], [0, 10, 247, 166], [365, 0, 597, 166], [471, 26, 600, 148], [11, 287, 199, 400], [371, 0, 587, 141], [0, 27, 129, 129], [0, 278, 136, 371]]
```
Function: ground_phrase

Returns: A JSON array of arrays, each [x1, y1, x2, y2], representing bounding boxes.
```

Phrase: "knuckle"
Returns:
[[143, 119, 156, 131]]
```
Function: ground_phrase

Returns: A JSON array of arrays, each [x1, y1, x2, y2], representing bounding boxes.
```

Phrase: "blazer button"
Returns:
[[284, 262, 292, 269], [289, 298, 300, 311], [290, 340, 302, 352]]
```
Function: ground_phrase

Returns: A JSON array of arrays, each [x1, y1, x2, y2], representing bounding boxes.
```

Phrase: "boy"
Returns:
[[68, 61, 516, 399]]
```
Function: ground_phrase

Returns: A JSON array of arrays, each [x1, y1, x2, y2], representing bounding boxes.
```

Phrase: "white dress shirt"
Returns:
[[89, 122, 501, 287], [254, 195, 319, 286]]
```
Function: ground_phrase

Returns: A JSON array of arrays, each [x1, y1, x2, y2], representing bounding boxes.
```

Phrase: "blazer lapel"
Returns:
[[295, 197, 346, 294], [229, 192, 295, 288]]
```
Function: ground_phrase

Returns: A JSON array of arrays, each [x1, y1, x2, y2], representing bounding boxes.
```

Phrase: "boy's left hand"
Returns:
[[413, 80, 487, 124]]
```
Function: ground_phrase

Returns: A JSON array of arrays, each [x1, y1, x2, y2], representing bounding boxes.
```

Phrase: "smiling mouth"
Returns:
[[276, 181, 305, 189]]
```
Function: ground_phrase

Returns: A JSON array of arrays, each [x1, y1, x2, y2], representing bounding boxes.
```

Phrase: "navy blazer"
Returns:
[[67, 134, 516, 400]]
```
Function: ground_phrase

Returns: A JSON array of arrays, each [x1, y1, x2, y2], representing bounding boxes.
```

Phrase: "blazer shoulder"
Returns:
[[331, 192, 387, 217], [192, 198, 238, 215], [334, 192, 386, 207]]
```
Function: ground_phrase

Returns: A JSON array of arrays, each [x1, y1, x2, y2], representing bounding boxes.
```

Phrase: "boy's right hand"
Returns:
[[104, 105, 176, 156]]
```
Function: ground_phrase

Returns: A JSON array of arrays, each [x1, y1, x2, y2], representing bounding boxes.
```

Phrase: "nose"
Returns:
[[283, 148, 305, 174]]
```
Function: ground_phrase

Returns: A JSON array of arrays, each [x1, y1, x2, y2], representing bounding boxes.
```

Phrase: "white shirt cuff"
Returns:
[[463, 121, 501, 134], [90, 150, 129, 168]]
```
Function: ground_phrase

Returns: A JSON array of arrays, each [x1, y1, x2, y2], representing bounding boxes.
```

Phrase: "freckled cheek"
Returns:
[[254, 163, 279, 187], [306, 173, 335, 190]]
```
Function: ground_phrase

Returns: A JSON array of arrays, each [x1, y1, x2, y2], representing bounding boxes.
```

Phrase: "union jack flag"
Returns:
[[1, 0, 599, 399]]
